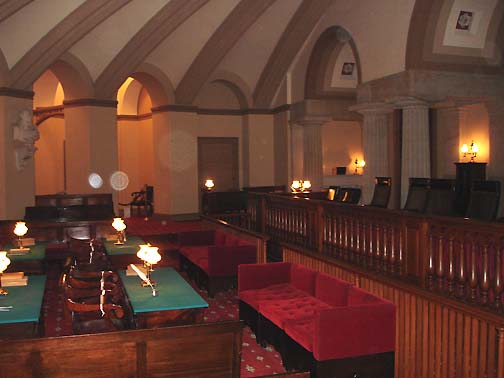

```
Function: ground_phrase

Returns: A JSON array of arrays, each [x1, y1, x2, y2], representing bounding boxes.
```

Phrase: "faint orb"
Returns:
[[88, 173, 103, 189], [110, 171, 129, 191]]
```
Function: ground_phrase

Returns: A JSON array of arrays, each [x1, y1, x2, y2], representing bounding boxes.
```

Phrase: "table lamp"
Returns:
[[204, 179, 215, 191], [111, 218, 127, 245], [139, 246, 161, 287], [12, 221, 30, 252], [0, 251, 11, 296]]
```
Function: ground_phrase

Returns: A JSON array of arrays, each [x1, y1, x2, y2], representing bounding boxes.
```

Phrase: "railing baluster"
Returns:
[[447, 234, 455, 297], [469, 237, 478, 302], [428, 231, 435, 290], [437, 234, 444, 292], [457, 236, 466, 299], [481, 241, 490, 306], [495, 242, 503, 311]]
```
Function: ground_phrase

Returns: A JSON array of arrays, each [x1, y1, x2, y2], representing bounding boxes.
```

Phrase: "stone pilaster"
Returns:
[[432, 103, 463, 178], [299, 119, 325, 191], [289, 121, 304, 181], [395, 97, 431, 207], [486, 97, 504, 217], [351, 103, 392, 204]]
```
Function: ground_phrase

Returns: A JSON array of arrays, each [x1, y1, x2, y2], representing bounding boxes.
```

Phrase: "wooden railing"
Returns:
[[217, 192, 504, 312]]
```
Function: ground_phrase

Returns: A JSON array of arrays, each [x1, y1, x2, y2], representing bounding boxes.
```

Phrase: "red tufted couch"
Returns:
[[238, 262, 396, 378], [178, 229, 256, 297]]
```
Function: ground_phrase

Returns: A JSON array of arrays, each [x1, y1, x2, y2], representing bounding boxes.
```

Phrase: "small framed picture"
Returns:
[[456, 11, 473, 31], [341, 62, 355, 76]]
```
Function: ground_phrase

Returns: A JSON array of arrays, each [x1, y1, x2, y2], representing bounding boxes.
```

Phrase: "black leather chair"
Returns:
[[336, 187, 361, 204], [465, 180, 501, 221], [403, 178, 430, 212], [424, 179, 456, 216], [121, 185, 154, 216], [368, 177, 391, 208]]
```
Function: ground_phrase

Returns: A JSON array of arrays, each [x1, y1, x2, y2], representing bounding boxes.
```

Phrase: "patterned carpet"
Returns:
[[43, 245, 286, 377]]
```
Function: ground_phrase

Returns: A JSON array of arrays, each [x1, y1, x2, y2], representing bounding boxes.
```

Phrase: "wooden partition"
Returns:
[[0, 321, 242, 378], [283, 246, 504, 378]]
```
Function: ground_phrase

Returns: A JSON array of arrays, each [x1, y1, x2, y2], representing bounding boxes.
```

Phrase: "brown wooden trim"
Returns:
[[9, 0, 131, 90], [63, 98, 117, 108], [0, 86, 34, 99], [253, 0, 334, 107], [33, 105, 64, 125], [117, 113, 152, 121], [0, 0, 33, 23], [95, 0, 210, 99], [152, 103, 291, 115], [175, 0, 275, 105]]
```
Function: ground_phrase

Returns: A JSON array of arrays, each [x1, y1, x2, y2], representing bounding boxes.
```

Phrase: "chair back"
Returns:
[[336, 187, 361, 204], [368, 177, 391, 208], [425, 179, 456, 216], [465, 180, 501, 221], [403, 178, 430, 212], [145, 185, 154, 202]]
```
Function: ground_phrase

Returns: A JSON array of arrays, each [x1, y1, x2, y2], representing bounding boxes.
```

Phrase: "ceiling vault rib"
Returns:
[[175, 0, 276, 105], [9, 0, 132, 91], [0, 0, 33, 23], [253, 0, 334, 108], [95, 0, 210, 100]]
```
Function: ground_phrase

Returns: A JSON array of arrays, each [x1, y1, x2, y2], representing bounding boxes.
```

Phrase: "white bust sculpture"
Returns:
[[13, 109, 39, 171]]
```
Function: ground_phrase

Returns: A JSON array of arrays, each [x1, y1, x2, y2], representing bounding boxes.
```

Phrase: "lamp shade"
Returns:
[[303, 180, 312, 190], [136, 244, 151, 261], [461, 144, 469, 153], [0, 251, 11, 273], [112, 218, 126, 232], [204, 179, 215, 190], [13, 222, 28, 238], [144, 246, 161, 265]]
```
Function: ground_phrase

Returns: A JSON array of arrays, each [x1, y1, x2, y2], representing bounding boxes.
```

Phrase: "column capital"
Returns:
[[349, 102, 393, 115], [388, 96, 430, 109], [289, 115, 329, 128]]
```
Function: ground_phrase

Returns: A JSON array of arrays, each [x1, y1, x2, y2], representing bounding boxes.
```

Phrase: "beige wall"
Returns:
[[35, 117, 65, 195], [322, 120, 362, 176], [459, 103, 489, 164], [245, 114, 275, 187], [117, 117, 154, 205]]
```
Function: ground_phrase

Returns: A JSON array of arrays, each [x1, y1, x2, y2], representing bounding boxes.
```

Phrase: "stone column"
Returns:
[[0, 89, 36, 219], [395, 98, 431, 207], [63, 99, 119, 197], [289, 121, 304, 182], [352, 103, 391, 204], [299, 119, 325, 191], [433, 104, 462, 177], [486, 97, 504, 217]]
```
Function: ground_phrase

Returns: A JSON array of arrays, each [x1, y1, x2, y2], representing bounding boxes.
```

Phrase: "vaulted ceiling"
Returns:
[[0, 0, 502, 108]]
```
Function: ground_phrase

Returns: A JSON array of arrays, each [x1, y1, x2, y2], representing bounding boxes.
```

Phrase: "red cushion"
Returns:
[[225, 235, 241, 246], [290, 265, 317, 295], [214, 231, 226, 246], [197, 257, 209, 273], [315, 273, 351, 306], [347, 287, 382, 306], [238, 262, 292, 292], [239, 283, 309, 310], [180, 246, 209, 264], [260, 297, 332, 328], [284, 318, 314, 352]]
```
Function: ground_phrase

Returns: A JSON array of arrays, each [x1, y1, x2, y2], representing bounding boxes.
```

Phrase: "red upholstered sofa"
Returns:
[[178, 229, 256, 297], [238, 262, 396, 378]]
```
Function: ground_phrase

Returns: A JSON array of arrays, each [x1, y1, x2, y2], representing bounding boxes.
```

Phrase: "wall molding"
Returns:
[[0, 87, 34, 99], [117, 113, 152, 121], [63, 98, 117, 108], [151, 103, 291, 116]]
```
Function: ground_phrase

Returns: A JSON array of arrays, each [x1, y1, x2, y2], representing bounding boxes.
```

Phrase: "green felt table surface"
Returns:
[[4, 242, 46, 261], [119, 267, 208, 314], [103, 236, 145, 255], [0, 275, 46, 324]]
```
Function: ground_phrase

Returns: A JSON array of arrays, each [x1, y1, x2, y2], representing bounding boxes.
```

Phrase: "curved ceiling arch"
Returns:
[[305, 26, 361, 100], [130, 62, 175, 108], [406, 0, 504, 74], [175, 0, 275, 105], [94, 0, 210, 101], [8, 0, 131, 91], [0, 48, 9, 87], [0, 0, 33, 23], [208, 70, 253, 109], [252, 0, 335, 108], [49, 52, 94, 101]]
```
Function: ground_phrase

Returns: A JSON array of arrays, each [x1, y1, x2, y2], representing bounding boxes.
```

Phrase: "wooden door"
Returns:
[[198, 137, 239, 192]]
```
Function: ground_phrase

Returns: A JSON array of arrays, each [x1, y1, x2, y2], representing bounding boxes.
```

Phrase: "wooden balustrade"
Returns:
[[217, 192, 504, 313]]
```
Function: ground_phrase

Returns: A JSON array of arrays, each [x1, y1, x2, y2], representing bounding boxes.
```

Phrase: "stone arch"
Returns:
[[129, 63, 175, 108], [207, 70, 252, 110], [304, 26, 361, 100], [48, 52, 94, 101], [406, 0, 504, 74]]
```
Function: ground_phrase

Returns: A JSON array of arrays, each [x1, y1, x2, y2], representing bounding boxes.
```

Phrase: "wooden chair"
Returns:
[[466, 180, 501, 221], [403, 178, 430, 212], [368, 177, 391, 208], [66, 298, 127, 334], [121, 185, 154, 216], [336, 187, 361, 204]]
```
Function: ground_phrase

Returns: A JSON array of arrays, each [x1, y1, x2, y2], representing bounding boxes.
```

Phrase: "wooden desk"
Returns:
[[4, 242, 46, 274], [103, 236, 145, 270], [0, 275, 46, 339], [119, 267, 208, 328]]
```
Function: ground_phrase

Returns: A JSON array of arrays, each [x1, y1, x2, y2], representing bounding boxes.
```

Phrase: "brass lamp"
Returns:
[[0, 251, 11, 296], [204, 179, 215, 191], [139, 246, 161, 287], [111, 218, 126, 245], [354, 159, 365, 174], [13, 221, 29, 250], [290, 179, 312, 193], [461, 141, 478, 162]]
